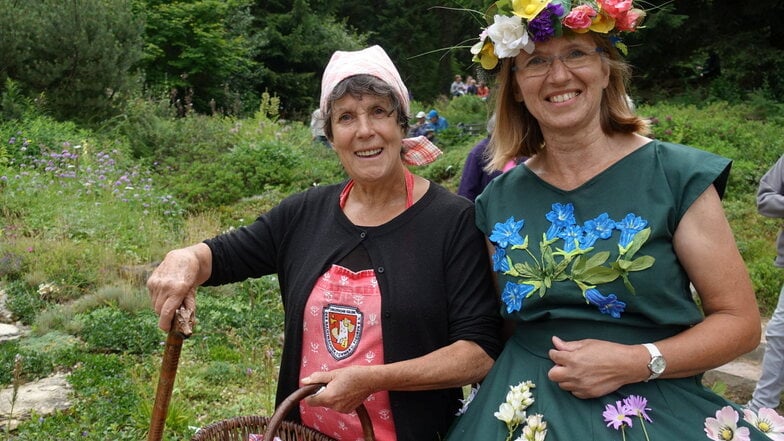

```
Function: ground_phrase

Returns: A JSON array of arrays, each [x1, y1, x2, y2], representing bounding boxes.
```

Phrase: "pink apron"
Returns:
[[299, 265, 396, 441], [298, 169, 415, 440]]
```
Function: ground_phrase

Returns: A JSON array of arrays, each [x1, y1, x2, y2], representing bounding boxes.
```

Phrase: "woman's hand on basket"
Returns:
[[301, 366, 376, 413]]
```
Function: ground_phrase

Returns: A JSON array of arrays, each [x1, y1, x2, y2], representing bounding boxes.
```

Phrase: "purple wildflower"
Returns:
[[623, 395, 653, 423], [603, 400, 633, 430]]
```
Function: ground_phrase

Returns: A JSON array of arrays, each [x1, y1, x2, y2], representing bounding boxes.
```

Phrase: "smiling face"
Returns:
[[512, 33, 610, 135], [330, 93, 406, 184]]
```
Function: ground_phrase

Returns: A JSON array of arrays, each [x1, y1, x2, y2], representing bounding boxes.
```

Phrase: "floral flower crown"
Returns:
[[471, 0, 646, 70]]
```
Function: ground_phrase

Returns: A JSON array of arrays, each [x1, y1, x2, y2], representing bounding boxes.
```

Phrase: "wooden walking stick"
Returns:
[[147, 306, 195, 441]]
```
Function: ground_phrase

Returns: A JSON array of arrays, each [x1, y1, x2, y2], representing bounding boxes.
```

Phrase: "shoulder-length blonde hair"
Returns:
[[486, 33, 650, 171]]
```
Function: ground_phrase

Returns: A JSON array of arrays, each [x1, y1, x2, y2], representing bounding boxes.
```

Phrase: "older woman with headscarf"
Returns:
[[147, 45, 502, 441]]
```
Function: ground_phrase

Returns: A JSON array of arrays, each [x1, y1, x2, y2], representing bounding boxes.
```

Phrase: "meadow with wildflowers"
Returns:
[[0, 95, 782, 439]]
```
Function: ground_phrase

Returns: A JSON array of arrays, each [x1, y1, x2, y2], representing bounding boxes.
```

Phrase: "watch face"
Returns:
[[650, 356, 666, 373]]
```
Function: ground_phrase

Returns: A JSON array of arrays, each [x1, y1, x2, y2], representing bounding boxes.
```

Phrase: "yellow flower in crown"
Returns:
[[589, 10, 616, 33], [471, 34, 501, 70], [511, 0, 549, 20]]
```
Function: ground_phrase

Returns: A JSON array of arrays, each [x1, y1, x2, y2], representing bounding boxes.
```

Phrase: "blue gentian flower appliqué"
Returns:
[[492, 247, 510, 272], [501, 281, 535, 313], [557, 224, 583, 253], [545, 203, 576, 241], [585, 288, 626, 318], [580, 213, 616, 249], [616, 213, 648, 248], [490, 216, 525, 248]]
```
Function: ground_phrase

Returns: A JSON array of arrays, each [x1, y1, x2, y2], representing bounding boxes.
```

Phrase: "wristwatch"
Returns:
[[643, 343, 666, 381]]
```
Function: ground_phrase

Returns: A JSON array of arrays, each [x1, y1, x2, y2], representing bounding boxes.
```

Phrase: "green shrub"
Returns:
[[0, 114, 92, 163], [214, 188, 287, 227], [194, 290, 254, 333], [103, 97, 180, 159], [202, 360, 245, 383], [0, 78, 32, 122], [4, 279, 46, 324], [443, 94, 492, 124], [151, 112, 344, 212], [0, 0, 143, 124], [0, 334, 77, 386], [79, 307, 160, 354], [35, 353, 149, 440]]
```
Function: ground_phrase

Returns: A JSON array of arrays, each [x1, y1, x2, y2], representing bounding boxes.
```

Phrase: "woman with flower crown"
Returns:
[[446, 1, 782, 440]]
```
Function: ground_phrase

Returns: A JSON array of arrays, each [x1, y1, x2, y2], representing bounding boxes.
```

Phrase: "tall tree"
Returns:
[[0, 0, 144, 124], [136, 0, 259, 115], [624, 0, 784, 100], [334, 0, 487, 104], [250, 0, 368, 119]]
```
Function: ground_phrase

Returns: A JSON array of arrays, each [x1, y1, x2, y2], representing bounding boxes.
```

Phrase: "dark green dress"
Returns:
[[447, 141, 771, 440]]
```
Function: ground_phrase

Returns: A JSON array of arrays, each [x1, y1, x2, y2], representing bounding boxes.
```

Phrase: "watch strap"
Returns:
[[643, 343, 664, 381], [643, 343, 661, 358]]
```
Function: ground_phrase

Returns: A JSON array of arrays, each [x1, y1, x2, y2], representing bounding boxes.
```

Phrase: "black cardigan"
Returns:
[[204, 181, 501, 441]]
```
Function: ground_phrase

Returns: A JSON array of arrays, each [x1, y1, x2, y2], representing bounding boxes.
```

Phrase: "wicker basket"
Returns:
[[191, 384, 375, 441]]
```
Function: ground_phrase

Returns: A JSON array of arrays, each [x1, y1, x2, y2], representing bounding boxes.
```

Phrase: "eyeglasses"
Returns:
[[512, 47, 603, 78]]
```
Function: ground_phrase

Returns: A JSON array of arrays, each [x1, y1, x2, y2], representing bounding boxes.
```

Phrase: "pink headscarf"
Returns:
[[319, 45, 441, 166]]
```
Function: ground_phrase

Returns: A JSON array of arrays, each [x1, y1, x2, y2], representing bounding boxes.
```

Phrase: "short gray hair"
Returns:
[[322, 74, 410, 140]]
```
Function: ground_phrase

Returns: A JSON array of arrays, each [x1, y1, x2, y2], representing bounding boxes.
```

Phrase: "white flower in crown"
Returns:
[[486, 14, 535, 59]]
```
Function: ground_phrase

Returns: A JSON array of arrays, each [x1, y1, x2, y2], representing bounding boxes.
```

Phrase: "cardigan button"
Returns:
[[360, 231, 366, 238], [377, 266, 385, 273]]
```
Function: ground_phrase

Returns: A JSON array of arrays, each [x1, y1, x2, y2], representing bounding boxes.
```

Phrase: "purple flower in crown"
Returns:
[[528, 3, 565, 42]]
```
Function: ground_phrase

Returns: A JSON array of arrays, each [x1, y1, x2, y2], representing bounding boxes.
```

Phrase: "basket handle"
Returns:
[[263, 383, 376, 441]]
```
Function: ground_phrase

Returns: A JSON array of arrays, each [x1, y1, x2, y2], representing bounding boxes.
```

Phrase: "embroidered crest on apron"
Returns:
[[323, 304, 363, 360]]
